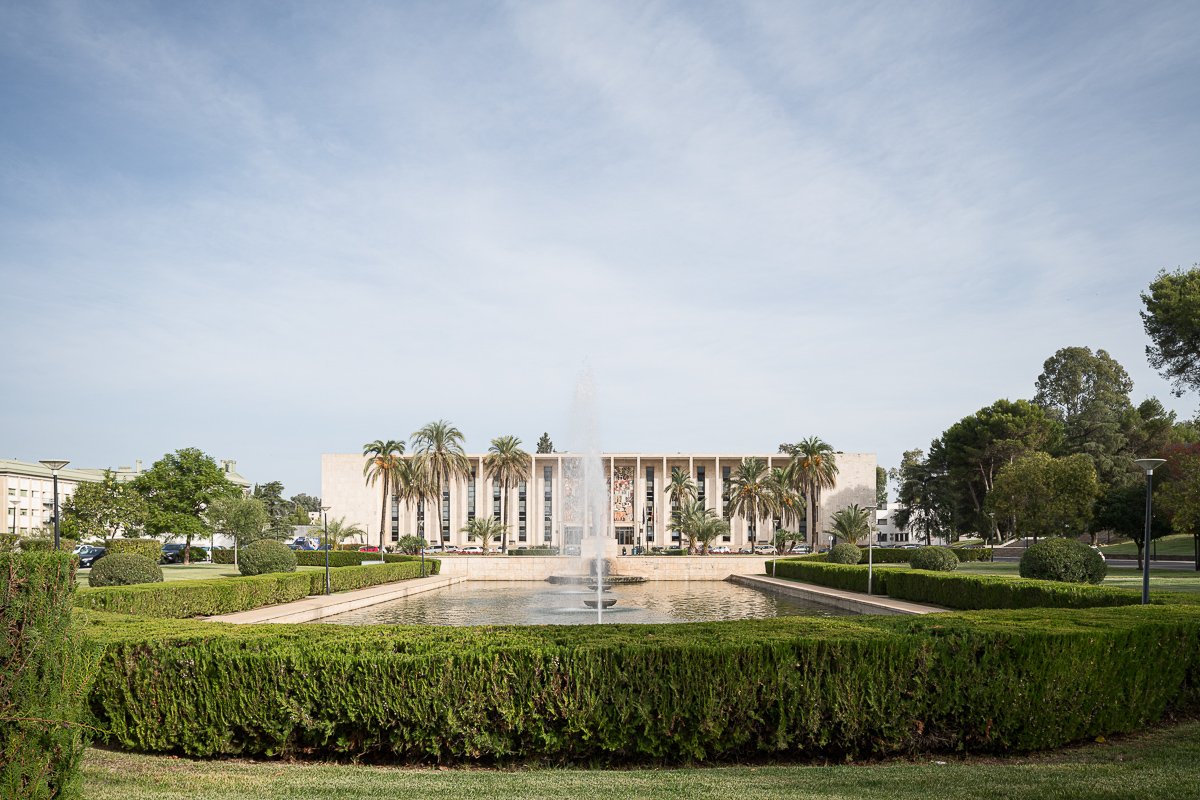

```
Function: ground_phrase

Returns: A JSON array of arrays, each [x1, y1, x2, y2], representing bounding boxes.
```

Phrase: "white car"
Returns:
[[459, 545, 484, 555], [753, 545, 778, 555], [709, 545, 732, 554], [423, 545, 444, 554]]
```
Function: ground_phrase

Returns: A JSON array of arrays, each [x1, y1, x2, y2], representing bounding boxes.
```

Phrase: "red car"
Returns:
[[357, 545, 381, 553]]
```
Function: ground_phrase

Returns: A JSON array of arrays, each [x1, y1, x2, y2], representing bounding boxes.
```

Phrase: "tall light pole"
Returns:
[[864, 504, 877, 595], [38, 460, 69, 551], [1133, 458, 1166, 605], [320, 505, 331, 595]]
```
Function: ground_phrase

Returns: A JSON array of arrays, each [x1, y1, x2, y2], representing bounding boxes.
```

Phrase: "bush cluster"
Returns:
[[0, 532, 19, 551], [910, 546, 958, 572], [2, 553, 101, 798], [827, 543, 862, 564], [74, 560, 439, 618], [293, 551, 431, 568], [88, 553, 163, 587], [238, 540, 297, 576], [19, 538, 79, 553], [509, 547, 560, 556], [107, 538, 163, 562], [952, 547, 992, 562], [771, 559, 895, 594], [1019, 538, 1106, 584], [882, 570, 1139, 610], [858, 547, 912, 563], [79, 604, 1200, 764]]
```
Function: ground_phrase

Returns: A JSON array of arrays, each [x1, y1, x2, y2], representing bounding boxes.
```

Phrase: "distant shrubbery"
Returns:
[[107, 538, 164, 562], [828, 543, 862, 564], [909, 546, 958, 572], [89, 553, 163, 587], [1020, 538, 1106, 585], [238, 540, 297, 576]]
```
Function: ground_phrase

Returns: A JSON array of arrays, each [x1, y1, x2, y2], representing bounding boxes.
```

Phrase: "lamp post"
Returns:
[[864, 504, 877, 595], [9, 498, 17, 536], [1133, 458, 1166, 605], [38, 460, 69, 550], [320, 505, 331, 595]]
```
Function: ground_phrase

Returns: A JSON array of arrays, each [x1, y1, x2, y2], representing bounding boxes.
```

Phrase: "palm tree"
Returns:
[[726, 457, 775, 547], [785, 437, 839, 551], [461, 517, 507, 554], [363, 439, 404, 551], [765, 465, 805, 551], [393, 458, 431, 542], [411, 421, 471, 547], [484, 435, 531, 554], [323, 516, 366, 549], [672, 500, 706, 552], [829, 504, 872, 545], [674, 500, 727, 554], [665, 467, 697, 540], [696, 514, 730, 555]]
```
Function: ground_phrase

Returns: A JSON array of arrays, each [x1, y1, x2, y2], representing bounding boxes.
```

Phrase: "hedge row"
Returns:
[[210, 549, 432, 567], [73, 559, 440, 618], [78, 604, 1200, 763], [953, 547, 993, 563], [508, 547, 560, 556], [2, 552, 101, 799], [107, 538, 165, 561], [883, 570, 1142, 610], [18, 538, 79, 553], [771, 559, 898, 594], [827, 547, 991, 564]]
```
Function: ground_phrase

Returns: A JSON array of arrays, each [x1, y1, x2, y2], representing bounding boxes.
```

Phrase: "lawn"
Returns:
[[1100, 533, 1197, 557], [81, 717, 1200, 800], [954, 561, 1200, 594], [77, 563, 324, 587]]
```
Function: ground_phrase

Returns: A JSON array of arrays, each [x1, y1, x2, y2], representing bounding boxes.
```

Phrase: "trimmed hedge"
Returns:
[[293, 551, 434, 568], [73, 560, 439, 618], [107, 538, 163, 561], [211, 548, 234, 564], [910, 546, 958, 572], [828, 543, 862, 564], [509, 547, 560, 556], [88, 553, 163, 587], [771, 560, 896, 595], [0, 532, 18, 552], [78, 604, 1200, 763], [882, 570, 1141, 610], [2, 552, 101, 798], [238, 540, 297, 576], [861, 547, 913, 564], [953, 547, 993, 563], [20, 538, 79, 553], [1020, 538, 1106, 584]]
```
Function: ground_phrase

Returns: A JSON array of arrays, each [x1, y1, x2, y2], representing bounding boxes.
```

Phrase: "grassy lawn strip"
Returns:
[[1101, 534, 1196, 557], [955, 562, 1200, 594], [81, 717, 1200, 800]]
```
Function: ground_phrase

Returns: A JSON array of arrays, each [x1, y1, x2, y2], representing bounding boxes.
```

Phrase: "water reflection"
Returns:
[[321, 580, 855, 626]]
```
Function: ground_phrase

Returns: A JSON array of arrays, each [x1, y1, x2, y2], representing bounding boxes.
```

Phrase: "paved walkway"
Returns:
[[205, 574, 466, 624], [730, 574, 945, 616]]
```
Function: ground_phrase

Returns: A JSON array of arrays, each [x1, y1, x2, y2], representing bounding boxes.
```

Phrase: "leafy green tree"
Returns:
[[876, 466, 887, 507], [1141, 265, 1200, 397], [61, 470, 148, 546], [829, 504, 872, 545], [765, 465, 804, 550], [290, 493, 322, 514], [285, 506, 312, 526], [1157, 450, 1200, 536], [781, 437, 838, 549], [252, 481, 296, 537], [665, 467, 697, 536], [986, 452, 1100, 543], [937, 399, 1061, 537], [891, 449, 955, 546], [396, 534, 426, 555], [412, 421, 472, 546], [205, 494, 271, 558], [461, 517, 506, 554], [536, 433, 554, 454], [1094, 483, 1170, 566], [725, 457, 775, 546], [484, 435, 531, 554], [363, 439, 405, 551], [133, 448, 240, 563]]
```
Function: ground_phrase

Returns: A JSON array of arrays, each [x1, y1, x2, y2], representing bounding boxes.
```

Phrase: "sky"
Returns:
[[2, 0, 1198, 497]]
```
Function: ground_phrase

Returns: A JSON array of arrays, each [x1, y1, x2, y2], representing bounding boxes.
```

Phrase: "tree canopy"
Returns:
[[986, 452, 1100, 542], [1142, 265, 1200, 398], [132, 448, 241, 560], [61, 470, 148, 546]]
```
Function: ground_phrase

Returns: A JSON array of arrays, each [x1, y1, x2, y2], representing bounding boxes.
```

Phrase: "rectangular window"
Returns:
[[518, 480, 527, 542], [645, 466, 655, 542], [493, 482, 501, 521], [441, 485, 450, 541], [543, 466, 553, 544], [391, 496, 400, 542], [722, 466, 731, 518], [468, 467, 476, 522], [696, 466, 705, 507]]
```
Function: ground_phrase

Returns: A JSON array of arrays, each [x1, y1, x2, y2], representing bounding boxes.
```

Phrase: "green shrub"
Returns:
[[79, 604, 1200, 764], [88, 553, 164, 587], [107, 538, 163, 561], [509, 547, 560, 556], [74, 560, 437, 618], [210, 548, 234, 564], [860, 547, 912, 563], [1020, 538, 1106, 584], [910, 546, 958, 572], [2, 552, 102, 798], [953, 547, 992, 562], [292, 551, 437, 568], [883, 570, 1138, 610], [771, 560, 894, 594], [19, 537, 79, 553], [0, 532, 19, 551], [828, 543, 862, 564], [238, 540, 297, 576]]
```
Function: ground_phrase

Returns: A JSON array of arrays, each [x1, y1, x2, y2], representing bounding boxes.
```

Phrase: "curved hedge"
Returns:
[[828, 543, 862, 564], [88, 553, 163, 587], [910, 546, 958, 572], [78, 604, 1200, 764], [1020, 538, 1106, 584], [74, 559, 440, 618], [238, 540, 297, 576]]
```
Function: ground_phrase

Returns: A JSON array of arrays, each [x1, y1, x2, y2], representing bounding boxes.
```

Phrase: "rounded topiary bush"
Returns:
[[88, 553, 164, 587], [238, 540, 297, 576], [910, 545, 958, 571], [1019, 537, 1106, 584], [828, 542, 862, 564]]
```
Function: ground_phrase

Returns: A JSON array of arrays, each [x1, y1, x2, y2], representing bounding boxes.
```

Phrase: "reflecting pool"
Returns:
[[320, 580, 857, 626]]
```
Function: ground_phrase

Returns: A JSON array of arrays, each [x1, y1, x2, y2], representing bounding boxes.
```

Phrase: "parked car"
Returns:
[[459, 545, 484, 555], [77, 545, 106, 568], [753, 544, 778, 555], [288, 536, 322, 551], [788, 545, 812, 554], [424, 544, 444, 554], [161, 543, 209, 564], [710, 545, 732, 554], [357, 545, 381, 553]]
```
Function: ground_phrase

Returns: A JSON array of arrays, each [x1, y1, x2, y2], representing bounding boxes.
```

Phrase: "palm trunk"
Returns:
[[379, 475, 389, 553], [500, 485, 508, 554]]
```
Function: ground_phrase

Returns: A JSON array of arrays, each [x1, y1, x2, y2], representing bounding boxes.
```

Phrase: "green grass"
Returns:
[[80, 717, 1200, 799], [77, 563, 323, 587], [952, 561, 1200, 594], [1101, 534, 1197, 557]]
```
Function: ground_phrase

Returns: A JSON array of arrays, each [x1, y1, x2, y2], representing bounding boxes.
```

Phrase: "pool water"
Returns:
[[319, 580, 856, 626]]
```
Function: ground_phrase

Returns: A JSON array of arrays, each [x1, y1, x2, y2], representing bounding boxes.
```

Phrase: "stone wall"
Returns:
[[435, 555, 776, 581]]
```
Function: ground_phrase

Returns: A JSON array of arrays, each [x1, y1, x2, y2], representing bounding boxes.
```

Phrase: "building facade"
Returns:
[[1, 457, 251, 536], [322, 451, 877, 551]]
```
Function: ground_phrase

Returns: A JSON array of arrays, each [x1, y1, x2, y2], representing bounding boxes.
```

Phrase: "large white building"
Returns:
[[322, 451, 877, 551], [1, 458, 250, 536]]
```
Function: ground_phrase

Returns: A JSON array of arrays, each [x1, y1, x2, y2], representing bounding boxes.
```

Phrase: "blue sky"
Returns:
[[2, 0, 1198, 496]]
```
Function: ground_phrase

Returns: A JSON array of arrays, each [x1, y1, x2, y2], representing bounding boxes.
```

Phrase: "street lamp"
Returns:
[[38, 460, 69, 551], [8, 497, 18, 535], [320, 505, 331, 595], [1133, 458, 1166, 605], [864, 504, 877, 595]]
